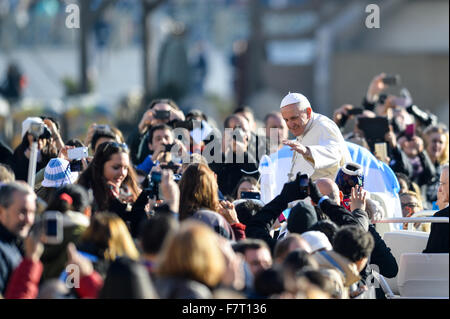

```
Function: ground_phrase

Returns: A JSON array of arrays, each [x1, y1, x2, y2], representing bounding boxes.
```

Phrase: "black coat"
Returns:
[[209, 152, 259, 198], [0, 139, 13, 168], [0, 224, 23, 294], [423, 206, 449, 254]]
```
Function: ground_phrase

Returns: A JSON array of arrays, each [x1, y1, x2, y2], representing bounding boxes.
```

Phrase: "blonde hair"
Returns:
[[422, 125, 449, 165], [81, 212, 139, 261], [157, 220, 225, 288]]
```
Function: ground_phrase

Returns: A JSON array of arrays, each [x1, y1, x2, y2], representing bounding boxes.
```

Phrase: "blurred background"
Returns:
[[0, 0, 448, 147]]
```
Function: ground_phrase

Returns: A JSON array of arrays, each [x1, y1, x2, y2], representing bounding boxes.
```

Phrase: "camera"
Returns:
[[95, 124, 110, 131], [144, 171, 162, 200], [42, 211, 63, 245], [154, 110, 171, 120], [347, 107, 364, 116], [298, 174, 309, 199], [163, 143, 175, 153], [68, 147, 89, 160], [68, 147, 88, 172], [160, 161, 181, 174], [382, 74, 400, 86], [29, 122, 51, 140], [240, 191, 261, 200]]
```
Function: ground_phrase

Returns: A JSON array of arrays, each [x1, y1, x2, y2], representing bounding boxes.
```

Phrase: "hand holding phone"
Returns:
[[68, 147, 89, 160], [240, 191, 261, 200], [374, 142, 388, 163], [405, 123, 415, 140], [42, 211, 63, 245], [382, 74, 400, 86], [298, 174, 309, 199], [154, 110, 171, 120]]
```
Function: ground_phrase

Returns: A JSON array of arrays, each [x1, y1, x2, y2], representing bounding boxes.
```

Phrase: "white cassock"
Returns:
[[287, 111, 351, 182]]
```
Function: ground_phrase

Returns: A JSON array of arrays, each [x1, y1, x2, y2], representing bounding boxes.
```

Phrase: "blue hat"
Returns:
[[42, 158, 78, 187]]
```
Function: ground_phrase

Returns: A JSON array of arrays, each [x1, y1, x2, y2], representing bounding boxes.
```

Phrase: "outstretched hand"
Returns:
[[350, 185, 367, 212]]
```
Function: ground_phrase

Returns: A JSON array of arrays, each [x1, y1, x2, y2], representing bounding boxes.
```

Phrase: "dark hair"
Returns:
[[309, 220, 339, 244], [234, 106, 254, 116], [40, 116, 60, 131], [139, 214, 178, 255], [186, 109, 207, 122], [46, 184, 90, 214], [274, 234, 309, 263], [253, 267, 285, 298], [232, 239, 269, 255], [99, 257, 158, 299], [148, 98, 180, 111], [333, 226, 374, 263], [66, 139, 85, 148], [147, 124, 172, 146], [232, 176, 259, 199], [263, 112, 281, 125], [223, 114, 242, 129], [234, 201, 262, 226], [77, 141, 140, 211], [282, 250, 318, 275], [91, 129, 117, 152], [35, 186, 58, 205], [297, 269, 335, 296]]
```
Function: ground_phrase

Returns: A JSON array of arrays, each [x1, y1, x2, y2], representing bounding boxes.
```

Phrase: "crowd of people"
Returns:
[[0, 73, 448, 299]]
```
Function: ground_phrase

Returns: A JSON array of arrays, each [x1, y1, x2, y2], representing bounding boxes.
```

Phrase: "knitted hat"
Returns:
[[301, 231, 333, 252], [287, 201, 318, 235], [280, 92, 311, 110], [41, 158, 78, 187]]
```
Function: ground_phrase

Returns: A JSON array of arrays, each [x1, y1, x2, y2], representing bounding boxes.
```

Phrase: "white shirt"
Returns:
[[288, 111, 351, 181]]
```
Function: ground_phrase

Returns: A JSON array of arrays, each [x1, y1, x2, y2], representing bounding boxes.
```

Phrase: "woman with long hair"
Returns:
[[77, 212, 140, 277], [178, 163, 220, 221], [178, 163, 245, 240], [77, 141, 147, 237], [422, 125, 449, 208], [154, 221, 225, 298]]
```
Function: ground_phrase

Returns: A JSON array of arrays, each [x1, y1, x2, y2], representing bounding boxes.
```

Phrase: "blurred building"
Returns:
[[243, 0, 449, 126]]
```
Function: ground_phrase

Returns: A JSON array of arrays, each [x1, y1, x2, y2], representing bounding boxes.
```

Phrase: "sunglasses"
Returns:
[[102, 141, 129, 153]]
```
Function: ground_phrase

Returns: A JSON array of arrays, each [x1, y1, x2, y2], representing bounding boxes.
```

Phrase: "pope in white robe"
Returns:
[[279, 92, 351, 182]]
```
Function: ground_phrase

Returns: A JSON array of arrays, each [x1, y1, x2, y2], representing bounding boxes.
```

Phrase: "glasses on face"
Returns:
[[401, 202, 420, 209], [102, 141, 129, 153]]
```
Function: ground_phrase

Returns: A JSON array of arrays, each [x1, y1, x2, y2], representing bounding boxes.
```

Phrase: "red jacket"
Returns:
[[4, 257, 103, 299], [5, 258, 42, 299]]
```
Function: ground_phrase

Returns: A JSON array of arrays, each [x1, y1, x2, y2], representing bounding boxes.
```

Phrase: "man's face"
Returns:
[[244, 247, 272, 276], [228, 116, 250, 135], [236, 181, 259, 199], [280, 104, 311, 137], [265, 114, 288, 145], [0, 192, 36, 238], [437, 168, 449, 206], [400, 194, 421, 217], [149, 129, 174, 151]]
